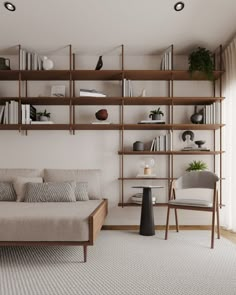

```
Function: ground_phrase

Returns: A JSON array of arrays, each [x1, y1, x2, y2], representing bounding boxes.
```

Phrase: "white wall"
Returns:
[[0, 53, 219, 225]]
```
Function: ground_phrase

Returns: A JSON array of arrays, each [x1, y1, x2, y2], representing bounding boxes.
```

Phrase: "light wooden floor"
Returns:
[[221, 229, 236, 244]]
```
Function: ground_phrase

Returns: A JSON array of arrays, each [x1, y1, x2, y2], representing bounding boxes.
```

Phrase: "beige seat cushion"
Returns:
[[0, 200, 103, 242], [168, 199, 212, 207]]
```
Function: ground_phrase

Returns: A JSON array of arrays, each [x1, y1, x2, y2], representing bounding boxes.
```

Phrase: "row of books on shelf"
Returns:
[[202, 103, 221, 124], [160, 47, 173, 70], [19, 49, 43, 71], [0, 101, 36, 124], [122, 79, 133, 97], [150, 131, 172, 151]]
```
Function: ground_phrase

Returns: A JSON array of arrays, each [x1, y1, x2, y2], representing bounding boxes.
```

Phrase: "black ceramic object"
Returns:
[[195, 140, 206, 148], [190, 106, 203, 124], [133, 141, 144, 151], [95, 56, 103, 70], [0, 57, 11, 70]]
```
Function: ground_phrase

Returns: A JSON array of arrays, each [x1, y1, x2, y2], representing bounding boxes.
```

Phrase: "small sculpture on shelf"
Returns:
[[95, 109, 108, 121], [42, 56, 54, 70], [95, 56, 103, 70]]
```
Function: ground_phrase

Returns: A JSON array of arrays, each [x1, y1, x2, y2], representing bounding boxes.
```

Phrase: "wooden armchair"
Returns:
[[165, 171, 220, 248]]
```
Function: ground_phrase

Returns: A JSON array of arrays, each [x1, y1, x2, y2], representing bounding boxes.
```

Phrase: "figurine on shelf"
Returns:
[[95, 56, 103, 70]]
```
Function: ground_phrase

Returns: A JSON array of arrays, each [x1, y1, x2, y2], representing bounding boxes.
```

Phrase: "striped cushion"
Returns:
[[75, 182, 89, 201], [24, 182, 76, 202], [0, 182, 16, 201]]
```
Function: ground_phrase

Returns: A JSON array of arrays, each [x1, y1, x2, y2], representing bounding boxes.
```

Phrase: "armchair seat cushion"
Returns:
[[168, 198, 212, 207]]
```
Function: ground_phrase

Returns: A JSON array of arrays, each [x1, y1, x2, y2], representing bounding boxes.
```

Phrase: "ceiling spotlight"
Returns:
[[4, 2, 16, 11], [174, 2, 184, 11]]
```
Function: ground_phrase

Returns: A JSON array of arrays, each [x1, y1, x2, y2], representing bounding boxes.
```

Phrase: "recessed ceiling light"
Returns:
[[174, 2, 184, 11], [4, 2, 16, 11]]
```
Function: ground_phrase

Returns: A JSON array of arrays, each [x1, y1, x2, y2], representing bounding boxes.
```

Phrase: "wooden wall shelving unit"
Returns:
[[0, 44, 225, 207]]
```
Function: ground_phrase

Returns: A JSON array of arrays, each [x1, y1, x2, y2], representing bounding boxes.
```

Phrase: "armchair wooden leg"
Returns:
[[216, 198, 220, 239], [165, 206, 170, 240], [174, 209, 179, 232], [211, 210, 216, 249], [83, 245, 87, 262]]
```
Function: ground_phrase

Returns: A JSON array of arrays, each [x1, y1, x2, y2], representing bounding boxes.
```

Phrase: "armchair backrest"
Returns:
[[175, 171, 219, 190]]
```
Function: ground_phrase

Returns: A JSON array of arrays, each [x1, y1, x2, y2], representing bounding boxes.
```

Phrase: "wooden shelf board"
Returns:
[[172, 97, 225, 105], [123, 97, 172, 105], [0, 124, 19, 130], [124, 124, 172, 130], [73, 124, 121, 130], [172, 124, 225, 130], [71, 70, 122, 81], [72, 97, 122, 105], [124, 70, 172, 80], [119, 150, 223, 155], [119, 151, 172, 155], [118, 177, 170, 180], [21, 124, 70, 130], [20, 97, 71, 105], [172, 70, 224, 81], [118, 202, 168, 207], [21, 70, 70, 81], [0, 70, 19, 80]]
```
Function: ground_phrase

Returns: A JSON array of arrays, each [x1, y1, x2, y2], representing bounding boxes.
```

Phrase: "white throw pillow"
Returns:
[[13, 176, 43, 202]]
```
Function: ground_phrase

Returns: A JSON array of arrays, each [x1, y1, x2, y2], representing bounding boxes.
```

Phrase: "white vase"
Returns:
[[42, 56, 54, 70]]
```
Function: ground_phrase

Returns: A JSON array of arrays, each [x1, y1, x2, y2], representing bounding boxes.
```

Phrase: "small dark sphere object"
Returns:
[[195, 140, 206, 148], [95, 109, 108, 120]]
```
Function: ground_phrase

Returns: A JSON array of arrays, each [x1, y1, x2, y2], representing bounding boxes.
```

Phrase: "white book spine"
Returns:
[[5, 101, 9, 124], [22, 50, 26, 70], [20, 49, 23, 70], [33, 53, 38, 70], [15, 101, 18, 124], [25, 104, 30, 124], [38, 56, 42, 70], [21, 104, 25, 124]]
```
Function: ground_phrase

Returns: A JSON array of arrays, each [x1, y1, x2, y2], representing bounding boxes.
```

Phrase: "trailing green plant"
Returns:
[[37, 109, 51, 118], [149, 107, 164, 118], [188, 47, 214, 80], [186, 160, 208, 172]]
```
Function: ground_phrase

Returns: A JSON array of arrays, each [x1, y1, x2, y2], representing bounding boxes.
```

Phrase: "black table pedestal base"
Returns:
[[140, 188, 155, 236]]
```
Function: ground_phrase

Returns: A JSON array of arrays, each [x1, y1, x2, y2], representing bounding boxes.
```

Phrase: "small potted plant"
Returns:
[[186, 160, 208, 172], [188, 47, 214, 80], [149, 108, 164, 120], [37, 109, 51, 121]]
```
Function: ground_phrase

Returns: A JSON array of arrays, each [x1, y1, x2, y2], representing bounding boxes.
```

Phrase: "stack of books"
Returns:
[[131, 193, 156, 205], [80, 89, 106, 97], [138, 120, 165, 124], [20, 49, 42, 70]]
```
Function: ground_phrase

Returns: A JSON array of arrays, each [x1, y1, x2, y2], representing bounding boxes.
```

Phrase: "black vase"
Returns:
[[190, 106, 203, 124], [95, 56, 103, 70]]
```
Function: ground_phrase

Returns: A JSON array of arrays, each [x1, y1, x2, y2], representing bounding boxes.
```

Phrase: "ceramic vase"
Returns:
[[42, 56, 54, 70]]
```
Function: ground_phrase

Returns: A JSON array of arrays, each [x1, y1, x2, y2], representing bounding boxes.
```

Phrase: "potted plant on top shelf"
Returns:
[[149, 108, 164, 120], [186, 160, 208, 172], [188, 47, 214, 80], [37, 109, 51, 121]]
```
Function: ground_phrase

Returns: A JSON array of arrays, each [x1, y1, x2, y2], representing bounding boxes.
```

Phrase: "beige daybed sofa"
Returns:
[[0, 169, 108, 262]]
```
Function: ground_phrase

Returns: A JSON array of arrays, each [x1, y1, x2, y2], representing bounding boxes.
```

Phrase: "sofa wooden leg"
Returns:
[[83, 245, 87, 262]]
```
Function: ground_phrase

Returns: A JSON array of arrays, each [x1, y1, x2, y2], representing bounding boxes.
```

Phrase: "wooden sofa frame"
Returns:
[[0, 199, 108, 262]]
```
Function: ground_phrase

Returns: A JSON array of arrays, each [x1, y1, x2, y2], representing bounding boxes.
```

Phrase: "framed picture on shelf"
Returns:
[[51, 85, 66, 97]]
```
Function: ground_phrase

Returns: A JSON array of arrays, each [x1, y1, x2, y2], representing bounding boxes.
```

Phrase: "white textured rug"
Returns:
[[1, 231, 236, 295]]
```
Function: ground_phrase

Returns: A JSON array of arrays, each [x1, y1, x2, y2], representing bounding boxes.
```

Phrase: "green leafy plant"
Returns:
[[188, 47, 214, 80], [37, 109, 51, 118], [186, 160, 208, 172], [149, 107, 164, 118]]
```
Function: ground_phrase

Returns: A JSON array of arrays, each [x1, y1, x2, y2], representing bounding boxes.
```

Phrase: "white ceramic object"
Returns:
[[42, 56, 54, 70]]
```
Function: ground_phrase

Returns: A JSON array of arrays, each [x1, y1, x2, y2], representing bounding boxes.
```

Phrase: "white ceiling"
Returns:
[[1, 0, 236, 55]]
